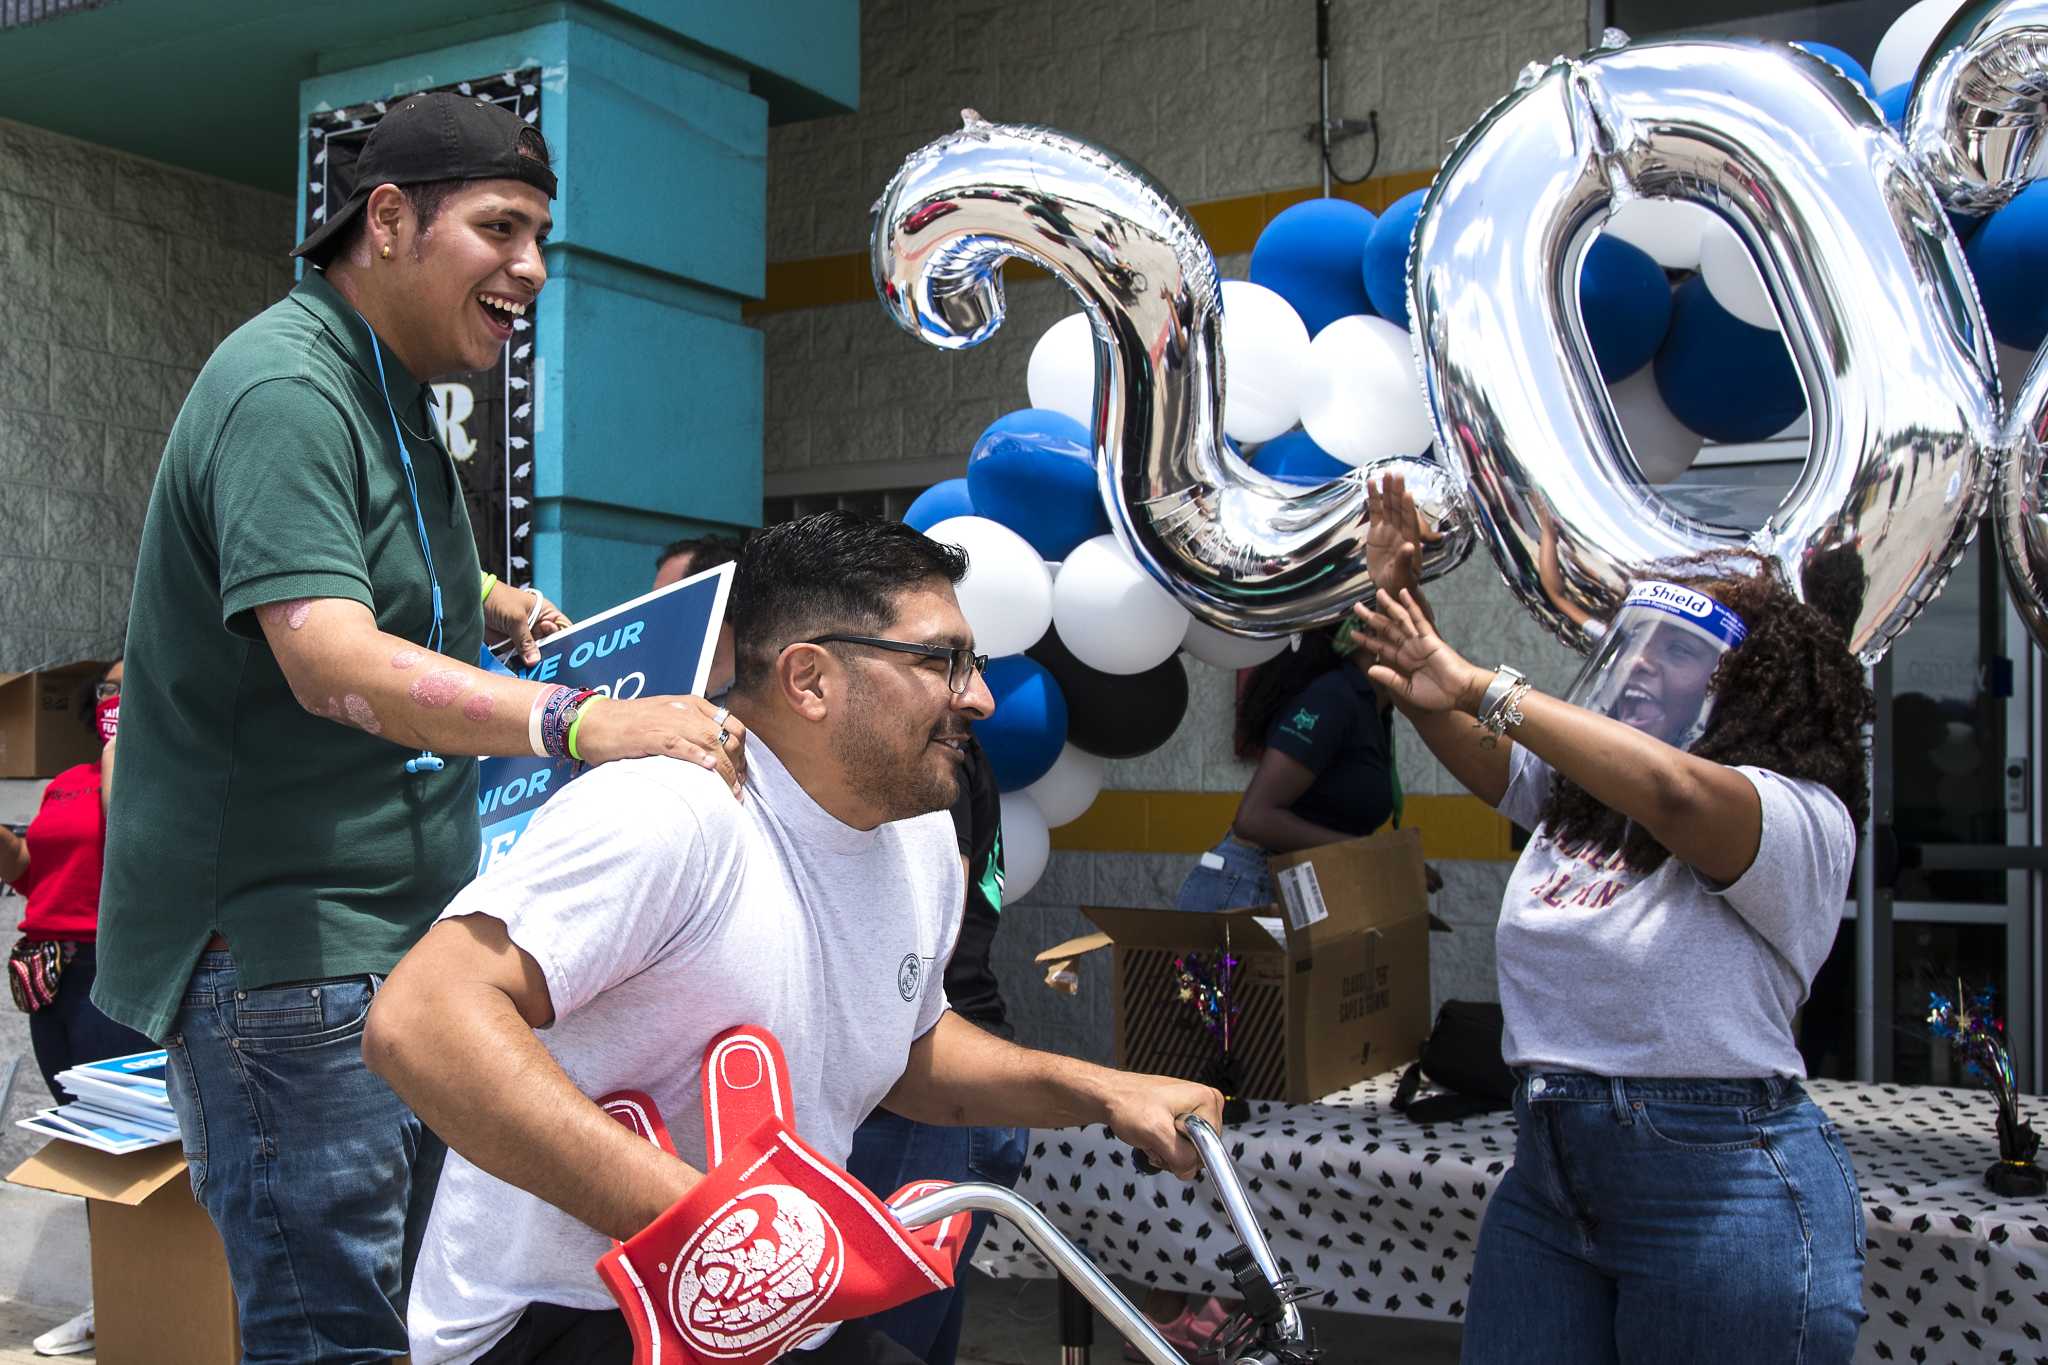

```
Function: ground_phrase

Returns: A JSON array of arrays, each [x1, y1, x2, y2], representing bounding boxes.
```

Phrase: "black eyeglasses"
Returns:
[[805, 634, 989, 695], [94, 682, 120, 701]]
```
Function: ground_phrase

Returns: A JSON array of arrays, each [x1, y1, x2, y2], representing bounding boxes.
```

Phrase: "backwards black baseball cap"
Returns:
[[292, 91, 557, 262]]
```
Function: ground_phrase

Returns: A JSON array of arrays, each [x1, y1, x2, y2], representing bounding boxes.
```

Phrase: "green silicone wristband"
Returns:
[[479, 572, 498, 602], [567, 696, 601, 762]]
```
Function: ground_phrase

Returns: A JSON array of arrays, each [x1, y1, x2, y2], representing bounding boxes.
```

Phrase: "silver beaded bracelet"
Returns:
[[1475, 664, 1531, 739]]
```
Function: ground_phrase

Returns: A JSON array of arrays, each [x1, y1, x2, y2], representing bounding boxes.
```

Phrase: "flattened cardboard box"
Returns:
[[9, 1140, 239, 1364], [1038, 827, 1431, 1103], [0, 661, 109, 779]]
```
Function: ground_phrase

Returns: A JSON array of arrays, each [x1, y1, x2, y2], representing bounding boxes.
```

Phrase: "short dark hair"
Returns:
[[729, 511, 968, 694], [318, 125, 552, 266], [656, 532, 747, 577]]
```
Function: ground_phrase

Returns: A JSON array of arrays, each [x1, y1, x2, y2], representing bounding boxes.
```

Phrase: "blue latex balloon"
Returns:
[[1794, 41, 1877, 98], [1362, 189, 1426, 329], [1878, 81, 1911, 128], [1967, 182, 2048, 351], [1654, 275, 1806, 444], [964, 408, 1108, 560], [1250, 198, 1378, 337], [972, 655, 1069, 791], [1580, 235, 1672, 382], [1252, 429, 1352, 484], [905, 478, 975, 532]]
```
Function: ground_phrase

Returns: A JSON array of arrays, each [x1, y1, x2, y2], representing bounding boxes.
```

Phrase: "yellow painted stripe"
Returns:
[[750, 167, 1438, 318], [1048, 790, 1517, 862]]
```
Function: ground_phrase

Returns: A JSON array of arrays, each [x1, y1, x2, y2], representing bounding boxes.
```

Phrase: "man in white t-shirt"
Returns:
[[365, 511, 1223, 1365]]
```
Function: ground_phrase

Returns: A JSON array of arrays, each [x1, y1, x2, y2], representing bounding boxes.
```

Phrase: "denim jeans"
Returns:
[[162, 950, 445, 1364], [845, 1110, 1030, 1365], [1173, 835, 1273, 913], [26, 942, 156, 1096], [1461, 1071, 1867, 1365]]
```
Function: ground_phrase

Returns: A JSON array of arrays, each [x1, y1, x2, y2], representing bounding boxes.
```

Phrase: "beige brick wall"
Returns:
[[757, 2, 1598, 1033], [0, 118, 293, 671]]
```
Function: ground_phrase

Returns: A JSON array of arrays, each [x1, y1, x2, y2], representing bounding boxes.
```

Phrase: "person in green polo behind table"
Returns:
[[93, 93, 748, 1365]]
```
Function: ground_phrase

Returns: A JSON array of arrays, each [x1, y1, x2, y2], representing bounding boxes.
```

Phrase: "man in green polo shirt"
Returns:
[[95, 94, 747, 1365]]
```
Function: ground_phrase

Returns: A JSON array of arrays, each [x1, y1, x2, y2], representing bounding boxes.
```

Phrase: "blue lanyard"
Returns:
[[361, 319, 447, 776]]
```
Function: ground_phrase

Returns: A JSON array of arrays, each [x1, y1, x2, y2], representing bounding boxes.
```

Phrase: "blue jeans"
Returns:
[[1461, 1072, 1866, 1365], [162, 951, 445, 1364], [1173, 835, 1273, 912], [26, 942, 156, 1097], [845, 1110, 1030, 1365]]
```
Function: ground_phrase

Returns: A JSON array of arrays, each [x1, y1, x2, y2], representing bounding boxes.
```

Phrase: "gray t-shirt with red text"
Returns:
[[1493, 746, 1853, 1079]]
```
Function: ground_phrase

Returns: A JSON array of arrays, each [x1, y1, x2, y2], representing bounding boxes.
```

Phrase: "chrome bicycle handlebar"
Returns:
[[893, 1113, 1312, 1365], [891, 1182, 1187, 1365]]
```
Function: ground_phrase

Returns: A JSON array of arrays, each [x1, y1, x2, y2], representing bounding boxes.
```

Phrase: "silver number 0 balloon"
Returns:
[[870, 112, 1473, 638], [1909, 0, 2048, 654], [1411, 37, 2000, 662]]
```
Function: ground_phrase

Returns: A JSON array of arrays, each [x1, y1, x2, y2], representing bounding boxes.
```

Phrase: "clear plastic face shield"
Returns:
[[1566, 581, 1748, 752]]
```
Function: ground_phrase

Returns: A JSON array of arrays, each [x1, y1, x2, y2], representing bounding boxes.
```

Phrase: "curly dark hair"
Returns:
[[1538, 557, 1873, 874]]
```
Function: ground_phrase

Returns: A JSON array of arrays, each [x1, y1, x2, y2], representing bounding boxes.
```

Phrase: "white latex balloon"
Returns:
[[1219, 280, 1311, 443], [1872, 0, 1966, 93], [1051, 534, 1191, 675], [1298, 315, 1432, 466], [998, 790, 1051, 901], [1610, 367, 1703, 484], [1697, 220, 1779, 331], [1603, 198, 1716, 270], [1026, 312, 1096, 430], [1181, 615, 1288, 669], [921, 516, 1054, 658], [1022, 744, 1105, 828]]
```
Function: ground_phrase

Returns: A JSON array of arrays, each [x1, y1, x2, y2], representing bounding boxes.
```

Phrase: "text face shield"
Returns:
[[1566, 582, 1748, 752]]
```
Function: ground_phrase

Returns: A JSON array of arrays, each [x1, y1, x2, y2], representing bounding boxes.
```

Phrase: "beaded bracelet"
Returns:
[[1478, 678, 1532, 739], [539, 687, 595, 760], [528, 684, 572, 758]]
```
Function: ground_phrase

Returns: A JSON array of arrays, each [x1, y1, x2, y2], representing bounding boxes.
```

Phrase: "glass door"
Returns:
[[1664, 451, 2042, 1089]]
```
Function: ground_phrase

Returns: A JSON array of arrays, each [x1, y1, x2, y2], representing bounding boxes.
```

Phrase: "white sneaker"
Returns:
[[32, 1305, 93, 1356]]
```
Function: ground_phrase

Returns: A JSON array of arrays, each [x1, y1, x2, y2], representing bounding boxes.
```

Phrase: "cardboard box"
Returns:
[[9, 1140, 239, 1364], [0, 661, 110, 779], [1037, 828, 1431, 1103]]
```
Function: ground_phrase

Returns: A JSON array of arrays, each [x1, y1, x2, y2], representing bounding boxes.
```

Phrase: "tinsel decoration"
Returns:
[[1172, 931, 1250, 1123], [1928, 979, 2046, 1198]]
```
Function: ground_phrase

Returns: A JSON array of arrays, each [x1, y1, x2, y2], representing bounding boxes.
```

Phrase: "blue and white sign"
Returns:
[[477, 562, 732, 873]]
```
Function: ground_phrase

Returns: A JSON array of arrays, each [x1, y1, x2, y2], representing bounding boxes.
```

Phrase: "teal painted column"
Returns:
[[300, 7, 796, 618]]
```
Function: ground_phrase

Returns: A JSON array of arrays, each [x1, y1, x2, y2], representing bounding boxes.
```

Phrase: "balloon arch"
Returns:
[[863, 4, 2048, 870]]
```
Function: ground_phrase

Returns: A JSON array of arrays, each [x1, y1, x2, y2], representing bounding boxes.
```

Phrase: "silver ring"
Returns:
[[716, 727, 730, 749], [713, 705, 729, 727]]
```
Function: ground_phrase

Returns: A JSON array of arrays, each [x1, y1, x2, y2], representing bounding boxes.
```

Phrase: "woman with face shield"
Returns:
[[1353, 475, 1874, 1365]]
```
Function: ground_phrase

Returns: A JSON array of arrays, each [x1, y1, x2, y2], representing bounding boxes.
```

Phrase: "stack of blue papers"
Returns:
[[16, 1050, 179, 1155]]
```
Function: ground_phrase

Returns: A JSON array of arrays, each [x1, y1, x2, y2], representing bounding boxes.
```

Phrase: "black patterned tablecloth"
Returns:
[[972, 1073, 2048, 1365]]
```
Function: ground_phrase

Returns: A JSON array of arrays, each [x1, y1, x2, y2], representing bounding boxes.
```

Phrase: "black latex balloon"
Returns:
[[1026, 626, 1189, 760]]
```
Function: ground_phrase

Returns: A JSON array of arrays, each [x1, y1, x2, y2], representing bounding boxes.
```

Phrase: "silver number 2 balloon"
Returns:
[[870, 112, 1473, 638], [1411, 37, 2000, 663]]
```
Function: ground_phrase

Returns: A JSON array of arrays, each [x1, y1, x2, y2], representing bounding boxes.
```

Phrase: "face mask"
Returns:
[[95, 694, 119, 744], [1565, 580, 1746, 751]]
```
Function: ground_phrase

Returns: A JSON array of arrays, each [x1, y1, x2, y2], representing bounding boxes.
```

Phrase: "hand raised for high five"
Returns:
[[1350, 588, 1487, 715], [1364, 471, 1443, 605]]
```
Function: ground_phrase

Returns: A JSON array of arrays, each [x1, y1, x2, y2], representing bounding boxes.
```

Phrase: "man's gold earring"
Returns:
[[380, 244, 392, 259]]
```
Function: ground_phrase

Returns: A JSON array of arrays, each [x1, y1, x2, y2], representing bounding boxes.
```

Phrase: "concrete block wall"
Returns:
[[759, 0, 1593, 1057], [0, 118, 292, 673]]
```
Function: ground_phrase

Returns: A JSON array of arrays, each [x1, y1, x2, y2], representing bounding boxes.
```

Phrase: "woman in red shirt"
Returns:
[[5, 658, 154, 1108]]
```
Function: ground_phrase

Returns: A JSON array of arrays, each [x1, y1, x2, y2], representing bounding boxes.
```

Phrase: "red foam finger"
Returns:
[[599, 1089, 678, 1158], [702, 1025, 797, 1166]]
